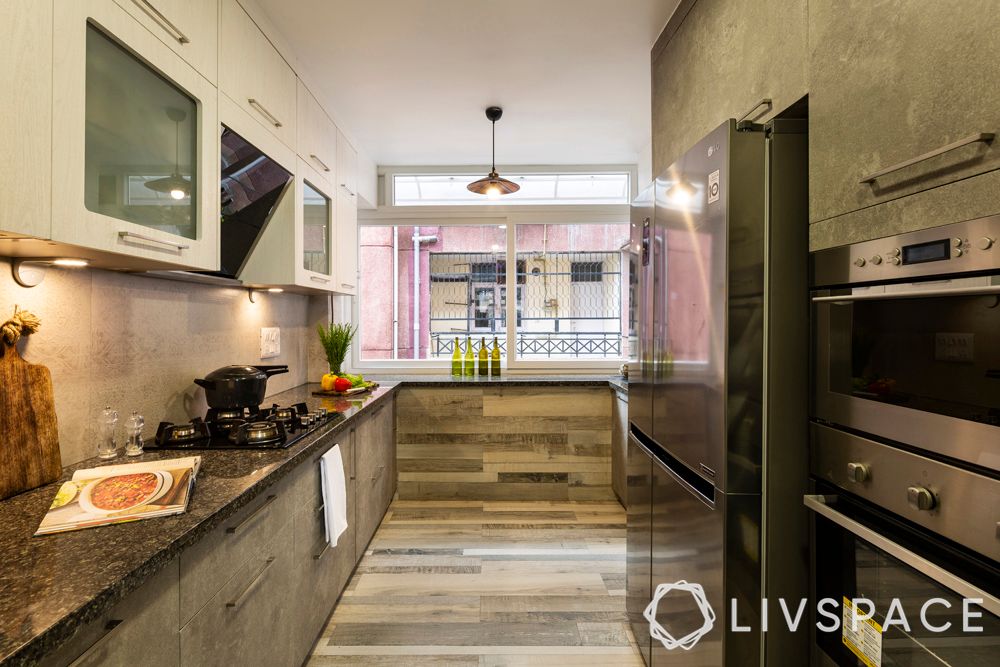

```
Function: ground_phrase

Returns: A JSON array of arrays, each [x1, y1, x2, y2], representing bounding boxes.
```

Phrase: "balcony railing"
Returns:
[[432, 331, 621, 358]]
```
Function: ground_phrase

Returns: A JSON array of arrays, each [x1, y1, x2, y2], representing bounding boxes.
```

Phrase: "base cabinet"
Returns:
[[611, 389, 628, 504], [355, 401, 396, 561]]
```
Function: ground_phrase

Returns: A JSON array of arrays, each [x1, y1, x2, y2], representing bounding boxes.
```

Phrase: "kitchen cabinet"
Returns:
[[335, 189, 359, 295], [809, 0, 1000, 229], [354, 400, 396, 561], [611, 388, 627, 505], [296, 79, 337, 188], [356, 150, 378, 209], [40, 560, 179, 667], [113, 0, 218, 82], [219, 0, 296, 149], [336, 128, 358, 199], [651, 0, 807, 175], [48, 0, 220, 270]]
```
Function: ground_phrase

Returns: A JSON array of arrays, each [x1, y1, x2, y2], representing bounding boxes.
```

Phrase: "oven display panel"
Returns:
[[902, 239, 950, 265]]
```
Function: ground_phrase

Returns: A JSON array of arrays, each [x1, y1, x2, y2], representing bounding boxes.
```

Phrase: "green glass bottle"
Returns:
[[478, 337, 488, 376], [491, 337, 501, 376], [463, 337, 475, 376], [451, 337, 462, 376]]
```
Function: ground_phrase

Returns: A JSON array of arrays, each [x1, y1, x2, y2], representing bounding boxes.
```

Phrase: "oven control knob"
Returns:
[[869, 255, 883, 265], [846, 462, 870, 483], [953, 238, 964, 248], [977, 237, 995, 250], [887, 248, 900, 258], [854, 257, 866, 267], [954, 248, 964, 257], [907, 486, 937, 511], [888, 257, 901, 265]]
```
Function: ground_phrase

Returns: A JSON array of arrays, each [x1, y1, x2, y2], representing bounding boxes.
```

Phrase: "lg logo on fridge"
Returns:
[[643, 581, 716, 651]]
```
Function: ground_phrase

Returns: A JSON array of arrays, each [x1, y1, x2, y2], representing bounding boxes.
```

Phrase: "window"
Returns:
[[357, 222, 630, 365], [392, 172, 631, 206]]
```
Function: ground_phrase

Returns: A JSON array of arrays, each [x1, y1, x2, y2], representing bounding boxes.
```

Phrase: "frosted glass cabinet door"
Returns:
[[301, 180, 331, 276], [52, 0, 219, 271]]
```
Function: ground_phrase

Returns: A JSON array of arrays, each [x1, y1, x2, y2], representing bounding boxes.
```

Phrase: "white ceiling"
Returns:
[[254, 0, 679, 167]]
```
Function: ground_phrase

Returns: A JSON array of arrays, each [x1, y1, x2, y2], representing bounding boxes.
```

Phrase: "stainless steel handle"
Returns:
[[860, 132, 995, 184], [737, 97, 772, 123], [315, 503, 326, 515], [309, 153, 331, 172], [340, 183, 355, 196], [226, 494, 277, 535], [247, 98, 283, 128], [68, 620, 125, 667], [132, 0, 189, 44], [313, 540, 331, 561], [804, 495, 1000, 616], [812, 285, 1000, 303], [118, 230, 189, 251], [340, 282, 356, 289], [226, 557, 275, 610], [310, 276, 331, 284]]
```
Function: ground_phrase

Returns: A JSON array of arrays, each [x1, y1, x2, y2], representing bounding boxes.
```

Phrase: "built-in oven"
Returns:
[[807, 424, 999, 667], [811, 216, 1000, 471]]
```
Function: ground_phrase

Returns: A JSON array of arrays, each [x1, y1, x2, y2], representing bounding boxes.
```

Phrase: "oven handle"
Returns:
[[804, 495, 1000, 616], [811, 285, 1000, 303]]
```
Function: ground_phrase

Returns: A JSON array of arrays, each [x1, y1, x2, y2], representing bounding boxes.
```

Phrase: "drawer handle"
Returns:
[[247, 98, 283, 128], [313, 540, 331, 561], [315, 502, 326, 515], [226, 494, 277, 535], [737, 97, 772, 123], [340, 282, 355, 289], [309, 153, 332, 172], [226, 557, 276, 611], [68, 620, 125, 667], [131, 0, 189, 44], [860, 132, 995, 184], [118, 230, 189, 251], [310, 276, 331, 283]]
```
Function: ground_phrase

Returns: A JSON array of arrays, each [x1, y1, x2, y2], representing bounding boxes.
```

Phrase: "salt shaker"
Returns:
[[125, 410, 145, 457], [98, 406, 119, 459]]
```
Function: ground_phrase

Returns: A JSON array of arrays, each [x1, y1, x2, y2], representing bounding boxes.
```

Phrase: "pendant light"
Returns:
[[146, 108, 191, 200], [467, 106, 520, 199]]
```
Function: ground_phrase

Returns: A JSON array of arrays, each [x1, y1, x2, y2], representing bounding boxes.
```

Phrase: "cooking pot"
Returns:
[[194, 365, 288, 409]]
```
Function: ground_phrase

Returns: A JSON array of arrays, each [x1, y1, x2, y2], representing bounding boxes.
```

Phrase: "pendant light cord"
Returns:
[[491, 119, 496, 173]]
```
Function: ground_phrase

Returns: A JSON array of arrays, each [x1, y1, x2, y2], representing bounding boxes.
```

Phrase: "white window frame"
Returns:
[[350, 203, 631, 374]]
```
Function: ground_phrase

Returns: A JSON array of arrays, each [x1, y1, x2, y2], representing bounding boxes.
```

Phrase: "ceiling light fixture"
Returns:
[[467, 106, 519, 199], [145, 108, 191, 201]]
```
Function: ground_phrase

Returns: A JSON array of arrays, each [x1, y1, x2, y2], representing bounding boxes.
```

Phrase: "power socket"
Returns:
[[260, 327, 280, 359]]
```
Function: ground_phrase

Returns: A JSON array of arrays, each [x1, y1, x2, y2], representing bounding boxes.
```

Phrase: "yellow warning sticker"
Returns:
[[842, 597, 883, 667]]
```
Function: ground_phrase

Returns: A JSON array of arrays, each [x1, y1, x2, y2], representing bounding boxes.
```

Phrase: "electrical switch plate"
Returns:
[[934, 332, 974, 362], [260, 327, 280, 359]]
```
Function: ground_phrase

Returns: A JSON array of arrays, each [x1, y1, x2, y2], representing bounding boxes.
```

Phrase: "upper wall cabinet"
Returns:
[[219, 0, 296, 148], [49, 0, 219, 270], [113, 0, 218, 82], [336, 127, 358, 199], [296, 79, 337, 187], [809, 0, 1000, 226]]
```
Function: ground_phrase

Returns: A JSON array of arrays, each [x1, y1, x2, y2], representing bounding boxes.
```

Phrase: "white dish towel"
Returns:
[[319, 444, 349, 547]]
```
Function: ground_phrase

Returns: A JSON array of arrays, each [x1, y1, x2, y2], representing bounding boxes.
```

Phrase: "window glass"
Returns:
[[392, 173, 631, 206]]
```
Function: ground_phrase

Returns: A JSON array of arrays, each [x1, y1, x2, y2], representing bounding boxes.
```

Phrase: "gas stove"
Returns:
[[152, 402, 342, 450]]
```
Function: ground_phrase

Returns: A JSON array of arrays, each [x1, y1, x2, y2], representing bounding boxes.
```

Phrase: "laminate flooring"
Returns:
[[307, 499, 644, 666]]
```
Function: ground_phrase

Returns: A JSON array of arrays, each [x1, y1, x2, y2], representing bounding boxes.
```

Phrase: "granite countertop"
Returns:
[[0, 383, 397, 666], [368, 374, 628, 392]]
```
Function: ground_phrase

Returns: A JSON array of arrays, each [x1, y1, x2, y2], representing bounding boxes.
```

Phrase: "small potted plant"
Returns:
[[317, 322, 357, 391]]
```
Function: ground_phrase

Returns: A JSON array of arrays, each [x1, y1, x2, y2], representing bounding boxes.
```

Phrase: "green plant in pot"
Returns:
[[317, 322, 358, 391]]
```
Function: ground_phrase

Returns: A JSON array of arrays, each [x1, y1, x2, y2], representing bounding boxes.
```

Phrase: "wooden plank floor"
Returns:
[[307, 499, 644, 666]]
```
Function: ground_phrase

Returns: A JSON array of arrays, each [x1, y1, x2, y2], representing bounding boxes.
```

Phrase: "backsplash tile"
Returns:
[[0, 259, 318, 465]]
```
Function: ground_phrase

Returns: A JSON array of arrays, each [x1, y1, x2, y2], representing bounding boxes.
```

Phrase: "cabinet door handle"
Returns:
[[226, 557, 276, 611], [131, 0, 190, 44], [118, 230, 189, 251], [860, 132, 995, 184], [340, 282, 355, 289], [247, 98, 283, 128], [309, 153, 332, 172], [340, 183, 355, 196], [737, 97, 772, 123], [315, 502, 326, 515], [310, 276, 331, 284], [226, 494, 277, 535], [68, 620, 125, 667], [313, 540, 331, 561]]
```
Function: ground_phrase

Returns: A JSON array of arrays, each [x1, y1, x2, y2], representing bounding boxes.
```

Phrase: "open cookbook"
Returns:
[[34, 456, 201, 536]]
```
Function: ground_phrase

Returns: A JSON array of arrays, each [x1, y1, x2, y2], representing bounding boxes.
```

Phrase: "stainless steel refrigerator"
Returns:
[[627, 118, 809, 666]]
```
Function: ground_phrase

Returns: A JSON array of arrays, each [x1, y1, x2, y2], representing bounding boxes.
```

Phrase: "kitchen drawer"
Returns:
[[179, 521, 294, 667], [114, 0, 218, 81], [809, 0, 1000, 224], [289, 500, 341, 665], [354, 401, 394, 561], [41, 560, 179, 667], [179, 477, 294, 624]]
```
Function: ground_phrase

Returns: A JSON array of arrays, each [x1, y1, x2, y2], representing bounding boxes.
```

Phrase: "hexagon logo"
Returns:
[[643, 580, 716, 651]]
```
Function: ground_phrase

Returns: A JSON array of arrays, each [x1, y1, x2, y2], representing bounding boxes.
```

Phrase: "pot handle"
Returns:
[[255, 365, 289, 378], [194, 378, 215, 390]]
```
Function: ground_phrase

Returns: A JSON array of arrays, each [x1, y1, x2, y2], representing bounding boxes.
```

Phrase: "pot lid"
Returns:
[[202, 365, 267, 381]]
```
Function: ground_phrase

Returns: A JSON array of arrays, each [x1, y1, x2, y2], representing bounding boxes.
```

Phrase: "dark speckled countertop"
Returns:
[[0, 375, 627, 665], [0, 383, 396, 666]]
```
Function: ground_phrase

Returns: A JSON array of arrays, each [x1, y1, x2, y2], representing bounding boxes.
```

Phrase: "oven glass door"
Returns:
[[810, 487, 999, 667]]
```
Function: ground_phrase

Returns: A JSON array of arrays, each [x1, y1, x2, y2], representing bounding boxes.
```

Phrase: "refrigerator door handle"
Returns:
[[804, 494, 1000, 616], [630, 427, 716, 509]]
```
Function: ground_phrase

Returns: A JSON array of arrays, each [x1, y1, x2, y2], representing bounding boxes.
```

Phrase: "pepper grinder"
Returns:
[[98, 406, 119, 460], [125, 410, 145, 457]]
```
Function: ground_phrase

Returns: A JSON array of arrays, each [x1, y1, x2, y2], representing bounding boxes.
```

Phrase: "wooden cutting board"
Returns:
[[0, 340, 61, 500]]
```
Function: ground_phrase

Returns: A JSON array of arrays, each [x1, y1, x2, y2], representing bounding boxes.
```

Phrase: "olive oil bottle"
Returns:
[[491, 337, 501, 376], [478, 337, 489, 376], [463, 336, 475, 376], [451, 337, 462, 376]]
